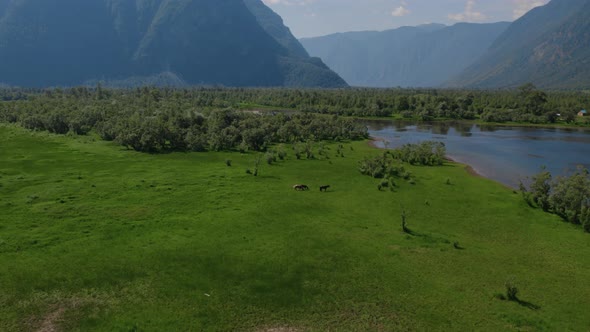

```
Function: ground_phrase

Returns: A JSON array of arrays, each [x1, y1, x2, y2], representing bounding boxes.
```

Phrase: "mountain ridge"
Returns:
[[300, 22, 509, 88], [0, 0, 347, 88], [448, 0, 590, 89]]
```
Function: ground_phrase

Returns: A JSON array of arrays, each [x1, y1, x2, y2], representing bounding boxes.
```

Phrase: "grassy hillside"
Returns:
[[1, 125, 589, 331]]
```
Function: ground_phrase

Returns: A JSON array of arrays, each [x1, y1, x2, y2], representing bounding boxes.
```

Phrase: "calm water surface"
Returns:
[[366, 120, 590, 187]]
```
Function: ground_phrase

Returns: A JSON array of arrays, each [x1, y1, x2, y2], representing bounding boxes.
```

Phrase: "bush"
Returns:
[[277, 146, 287, 160], [505, 279, 519, 301], [378, 179, 390, 191], [265, 152, 277, 165]]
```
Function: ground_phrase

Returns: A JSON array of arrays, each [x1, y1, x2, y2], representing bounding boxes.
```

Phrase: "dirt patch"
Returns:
[[464, 165, 483, 178], [461, 161, 513, 190], [445, 156, 484, 178], [367, 140, 379, 148], [367, 136, 387, 149], [37, 306, 66, 332], [258, 327, 301, 332], [26, 295, 110, 332]]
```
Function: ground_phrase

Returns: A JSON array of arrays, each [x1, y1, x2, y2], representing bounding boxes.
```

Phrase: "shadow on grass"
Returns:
[[453, 242, 465, 250], [514, 298, 541, 310], [495, 294, 541, 310], [403, 227, 453, 246], [402, 227, 417, 236]]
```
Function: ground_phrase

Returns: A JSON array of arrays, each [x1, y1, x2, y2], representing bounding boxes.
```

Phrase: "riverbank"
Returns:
[[368, 137, 500, 187], [365, 119, 590, 189], [357, 116, 590, 130]]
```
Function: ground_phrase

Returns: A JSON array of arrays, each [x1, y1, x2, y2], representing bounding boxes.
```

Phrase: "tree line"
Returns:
[[1, 84, 589, 124], [0, 87, 367, 153]]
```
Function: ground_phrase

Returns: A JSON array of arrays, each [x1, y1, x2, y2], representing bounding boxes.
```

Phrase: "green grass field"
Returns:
[[1, 124, 589, 331]]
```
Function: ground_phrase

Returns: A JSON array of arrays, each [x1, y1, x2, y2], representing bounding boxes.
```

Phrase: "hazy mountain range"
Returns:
[[302, 0, 590, 89], [300, 22, 510, 88], [0, 0, 347, 88]]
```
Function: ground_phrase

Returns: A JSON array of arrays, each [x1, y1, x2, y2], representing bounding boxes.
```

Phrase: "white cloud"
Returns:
[[392, 6, 410, 17], [448, 0, 487, 22], [512, 0, 547, 19], [391, 1, 411, 17]]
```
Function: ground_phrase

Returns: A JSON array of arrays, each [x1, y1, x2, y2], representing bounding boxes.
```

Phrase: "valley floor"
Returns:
[[1, 125, 589, 331]]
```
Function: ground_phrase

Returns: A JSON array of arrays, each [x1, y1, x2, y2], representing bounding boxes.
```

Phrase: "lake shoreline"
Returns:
[[368, 137, 515, 189], [358, 117, 590, 130], [365, 119, 590, 190]]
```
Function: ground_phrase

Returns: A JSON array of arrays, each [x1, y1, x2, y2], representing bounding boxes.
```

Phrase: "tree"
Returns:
[[397, 96, 410, 111], [518, 83, 548, 116], [549, 167, 590, 224], [529, 167, 552, 211]]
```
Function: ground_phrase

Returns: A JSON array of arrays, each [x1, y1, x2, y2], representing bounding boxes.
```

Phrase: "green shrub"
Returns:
[[505, 279, 519, 301], [265, 152, 276, 165], [277, 147, 287, 160]]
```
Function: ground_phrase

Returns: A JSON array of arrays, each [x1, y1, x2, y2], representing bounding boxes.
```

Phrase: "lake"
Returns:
[[366, 120, 590, 187]]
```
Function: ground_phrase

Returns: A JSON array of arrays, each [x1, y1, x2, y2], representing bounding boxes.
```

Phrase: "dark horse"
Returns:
[[293, 184, 309, 191], [320, 185, 331, 192]]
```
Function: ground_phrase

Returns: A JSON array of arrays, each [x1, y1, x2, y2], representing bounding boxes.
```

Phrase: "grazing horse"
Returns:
[[320, 185, 331, 192], [293, 184, 309, 191]]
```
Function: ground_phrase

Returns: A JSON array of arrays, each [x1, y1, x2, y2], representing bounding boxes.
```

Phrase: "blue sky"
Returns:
[[262, 0, 550, 38]]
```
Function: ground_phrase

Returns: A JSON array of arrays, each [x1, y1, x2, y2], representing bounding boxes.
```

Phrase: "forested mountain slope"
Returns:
[[0, 0, 347, 88]]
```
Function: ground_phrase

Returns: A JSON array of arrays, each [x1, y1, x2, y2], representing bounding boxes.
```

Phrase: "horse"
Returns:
[[320, 185, 331, 192], [293, 184, 309, 191]]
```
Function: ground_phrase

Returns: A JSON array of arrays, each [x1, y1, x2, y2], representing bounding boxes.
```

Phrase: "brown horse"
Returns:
[[320, 185, 331, 192], [293, 184, 309, 191]]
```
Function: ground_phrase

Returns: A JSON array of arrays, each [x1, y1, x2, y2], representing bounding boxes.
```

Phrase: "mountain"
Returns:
[[300, 22, 509, 88], [242, 0, 309, 58], [449, 0, 590, 89], [0, 0, 347, 88]]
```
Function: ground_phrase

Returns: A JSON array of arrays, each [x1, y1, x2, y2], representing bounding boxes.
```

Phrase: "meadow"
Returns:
[[1, 124, 589, 331]]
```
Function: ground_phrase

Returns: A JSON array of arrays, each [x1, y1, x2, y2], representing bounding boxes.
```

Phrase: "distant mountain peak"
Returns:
[[448, 0, 590, 89]]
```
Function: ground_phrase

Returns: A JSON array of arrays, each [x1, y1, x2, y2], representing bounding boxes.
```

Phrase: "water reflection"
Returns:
[[366, 120, 590, 188]]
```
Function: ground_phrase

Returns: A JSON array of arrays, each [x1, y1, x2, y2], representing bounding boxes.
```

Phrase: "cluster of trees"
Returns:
[[1, 84, 589, 125], [520, 167, 590, 232], [358, 141, 446, 190], [389, 141, 446, 166], [358, 152, 410, 180], [358, 152, 412, 191], [0, 87, 367, 153]]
